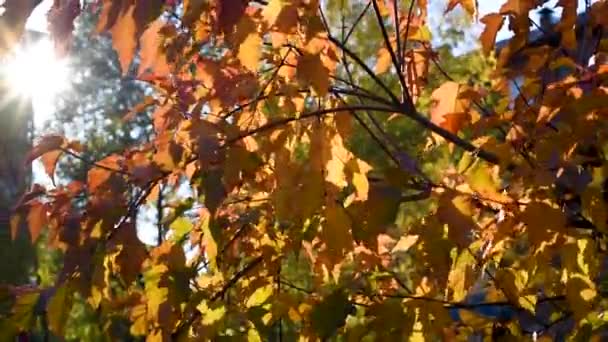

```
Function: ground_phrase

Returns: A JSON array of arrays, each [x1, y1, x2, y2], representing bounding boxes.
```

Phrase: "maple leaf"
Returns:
[[262, 0, 285, 26], [138, 18, 171, 78], [25, 134, 66, 165], [216, 0, 247, 34], [47, 0, 81, 56], [375, 47, 392, 74], [97, 0, 163, 74], [27, 200, 47, 243], [445, 0, 477, 17], [430, 82, 471, 135], [480, 13, 504, 55], [47, 283, 73, 336], [296, 53, 329, 96], [238, 32, 262, 72]]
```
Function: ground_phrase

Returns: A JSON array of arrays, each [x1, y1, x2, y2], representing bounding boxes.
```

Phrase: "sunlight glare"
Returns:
[[1, 37, 70, 122]]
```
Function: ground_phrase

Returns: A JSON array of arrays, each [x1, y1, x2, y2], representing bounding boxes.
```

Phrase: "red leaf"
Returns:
[[216, 0, 247, 34], [47, 0, 81, 56]]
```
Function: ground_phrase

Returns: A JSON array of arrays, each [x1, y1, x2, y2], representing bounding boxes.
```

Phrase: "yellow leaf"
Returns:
[[446, 0, 477, 17], [409, 25, 432, 42], [465, 160, 512, 203], [519, 202, 566, 245], [238, 32, 263, 72], [566, 274, 596, 320], [323, 202, 353, 261], [263, 0, 284, 26], [130, 304, 148, 336], [248, 328, 262, 342], [518, 294, 537, 314], [375, 47, 392, 74], [197, 301, 226, 325], [296, 53, 329, 96], [458, 309, 493, 330], [392, 235, 419, 253], [246, 284, 273, 308], [436, 191, 476, 248]]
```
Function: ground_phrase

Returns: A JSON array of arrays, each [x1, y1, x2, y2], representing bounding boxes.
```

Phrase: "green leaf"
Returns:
[[11, 291, 40, 331], [170, 217, 193, 241], [47, 284, 74, 336], [310, 290, 352, 339]]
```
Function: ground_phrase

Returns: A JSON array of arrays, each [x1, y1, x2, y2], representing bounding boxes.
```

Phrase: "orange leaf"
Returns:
[[430, 82, 471, 135], [87, 155, 124, 192], [238, 32, 262, 72], [27, 201, 47, 243], [480, 13, 504, 55], [108, 4, 137, 75], [296, 53, 329, 97], [26, 135, 66, 165], [97, 0, 163, 75], [40, 150, 63, 185], [138, 18, 171, 78]]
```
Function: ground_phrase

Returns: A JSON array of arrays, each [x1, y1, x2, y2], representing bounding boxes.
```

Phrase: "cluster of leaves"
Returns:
[[4, 0, 608, 340]]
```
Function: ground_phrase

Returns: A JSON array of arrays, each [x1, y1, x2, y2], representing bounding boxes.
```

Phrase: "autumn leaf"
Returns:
[[566, 274, 596, 321], [436, 191, 476, 248], [445, 0, 477, 17], [310, 290, 352, 339], [27, 201, 46, 243], [87, 155, 125, 192], [392, 235, 419, 253], [97, 0, 163, 74], [480, 13, 504, 55], [245, 284, 273, 308], [519, 202, 566, 245], [262, 0, 284, 26], [47, 284, 74, 337], [216, 0, 247, 34], [375, 47, 392, 74], [26, 135, 66, 165], [296, 53, 329, 96], [430, 82, 471, 135], [238, 32, 262, 72], [138, 18, 171, 78]]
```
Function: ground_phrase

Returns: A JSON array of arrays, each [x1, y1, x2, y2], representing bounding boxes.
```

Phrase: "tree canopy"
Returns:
[[4, 0, 608, 340]]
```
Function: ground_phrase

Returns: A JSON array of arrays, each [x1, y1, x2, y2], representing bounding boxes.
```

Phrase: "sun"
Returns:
[[0, 36, 70, 123]]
